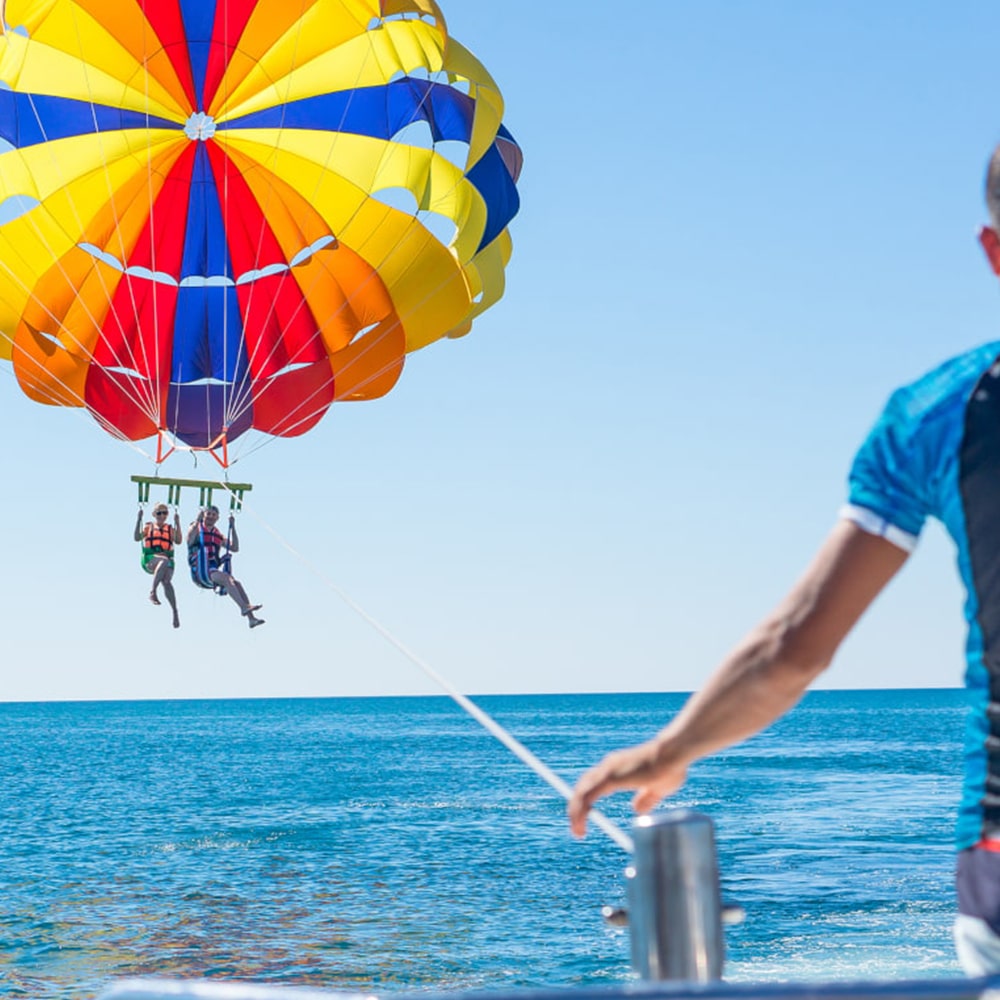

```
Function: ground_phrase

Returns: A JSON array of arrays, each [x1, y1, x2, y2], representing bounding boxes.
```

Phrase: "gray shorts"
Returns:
[[956, 847, 1000, 975]]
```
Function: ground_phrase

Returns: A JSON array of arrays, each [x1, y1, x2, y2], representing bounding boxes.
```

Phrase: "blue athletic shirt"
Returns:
[[843, 340, 1000, 849]]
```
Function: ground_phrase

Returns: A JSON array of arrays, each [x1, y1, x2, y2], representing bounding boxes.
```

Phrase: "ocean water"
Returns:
[[0, 689, 969, 998]]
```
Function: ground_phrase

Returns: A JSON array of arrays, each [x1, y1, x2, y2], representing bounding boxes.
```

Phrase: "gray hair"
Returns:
[[987, 147, 1000, 230]]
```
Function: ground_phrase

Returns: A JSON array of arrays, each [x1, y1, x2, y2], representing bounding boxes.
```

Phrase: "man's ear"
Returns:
[[979, 226, 1000, 276]]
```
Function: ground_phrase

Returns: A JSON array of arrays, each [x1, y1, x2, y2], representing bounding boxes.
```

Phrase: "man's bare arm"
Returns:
[[568, 520, 910, 836]]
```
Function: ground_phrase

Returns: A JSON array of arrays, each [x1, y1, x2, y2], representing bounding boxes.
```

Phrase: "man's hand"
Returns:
[[568, 739, 687, 838]]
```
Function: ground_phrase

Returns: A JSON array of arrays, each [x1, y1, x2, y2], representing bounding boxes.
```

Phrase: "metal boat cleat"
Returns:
[[625, 809, 727, 982], [602, 900, 744, 930]]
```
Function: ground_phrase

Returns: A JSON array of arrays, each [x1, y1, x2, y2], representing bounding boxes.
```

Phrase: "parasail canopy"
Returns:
[[0, 0, 522, 466]]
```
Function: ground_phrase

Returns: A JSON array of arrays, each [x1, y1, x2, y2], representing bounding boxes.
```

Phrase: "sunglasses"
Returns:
[[154, 510, 169, 516]]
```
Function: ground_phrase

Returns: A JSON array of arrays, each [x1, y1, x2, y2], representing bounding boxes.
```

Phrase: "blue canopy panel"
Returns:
[[166, 373, 253, 448], [168, 142, 252, 447], [469, 139, 521, 251], [222, 80, 522, 251], [0, 92, 177, 147], [223, 79, 476, 143], [178, 0, 218, 111]]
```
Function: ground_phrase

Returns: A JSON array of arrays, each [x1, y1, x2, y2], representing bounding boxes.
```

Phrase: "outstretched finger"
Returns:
[[567, 762, 630, 837], [567, 784, 605, 838]]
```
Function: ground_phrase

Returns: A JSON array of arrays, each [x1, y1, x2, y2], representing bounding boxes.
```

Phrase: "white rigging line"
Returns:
[[139, 5, 163, 432], [0, 7, 178, 428], [57, 4, 160, 419], [75, 9, 159, 424], [213, 0, 314, 442], [0, 7, 506, 469], [223, 485, 635, 856], [219, 203, 498, 466], [0, 359, 158, 462], [1, 15, 612, 855], [218, 0, 235, 448], [217, 13, 488, 461], [216, 1, 365, 446]]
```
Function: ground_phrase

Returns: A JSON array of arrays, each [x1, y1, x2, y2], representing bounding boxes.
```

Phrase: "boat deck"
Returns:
[[98, 975, 1000, 1000]]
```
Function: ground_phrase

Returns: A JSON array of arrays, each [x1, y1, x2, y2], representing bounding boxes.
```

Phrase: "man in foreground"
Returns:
[[568, 147, 1000, 976]]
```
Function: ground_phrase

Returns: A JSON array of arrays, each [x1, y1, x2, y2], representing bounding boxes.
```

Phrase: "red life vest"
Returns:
[[188, 524, 227, 589], [143, 522, 174, 555], [196, 525, 224, 566]]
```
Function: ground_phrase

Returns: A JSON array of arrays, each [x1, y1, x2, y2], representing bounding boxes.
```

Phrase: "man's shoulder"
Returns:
[[885, 341, 1000, 430], [846, 345, 1000, 533]]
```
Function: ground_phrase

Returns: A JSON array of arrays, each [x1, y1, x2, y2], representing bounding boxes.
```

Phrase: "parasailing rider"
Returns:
[[187, 506, 265, 629], [134, 502, 182, 629]]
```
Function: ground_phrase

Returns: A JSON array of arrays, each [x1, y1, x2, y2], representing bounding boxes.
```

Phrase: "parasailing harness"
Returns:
[[132, 475, 252, 597], [189, 518, 233, 594]]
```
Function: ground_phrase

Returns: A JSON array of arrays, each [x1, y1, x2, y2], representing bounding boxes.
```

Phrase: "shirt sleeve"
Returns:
[[841, 385, 938, 553], [842, 345, 1000, 555]]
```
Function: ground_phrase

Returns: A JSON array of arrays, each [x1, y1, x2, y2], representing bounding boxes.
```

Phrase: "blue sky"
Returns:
[[1, 2, 998, 701]]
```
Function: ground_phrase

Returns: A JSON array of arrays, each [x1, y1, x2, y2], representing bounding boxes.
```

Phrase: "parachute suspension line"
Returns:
[[0, 361, 157, 463], [0, 309, 150, 444], [210, 187, 505, 464], [137, 5, 164, 430], [219, 12, 495, 446], [207, 0, 291, 440], [221, 213, 489, 461], [221, 205, 492, 462], [225, 100, 490, 438], [58, 6, 158, 421], [223, 486, 635, 856], [7, 17, 160, 426], [218, 0, 233, 445], [0, 154, 157, 424], [219, 0, 336, 441], [217, 0, 267, 462], [225, 348, 421, 465], [167, 11, 504, 468], [0, 7, 519, 471], [221, 226, 475, 451], [72, 1, 160, 425], [218, 8, 408, 432]]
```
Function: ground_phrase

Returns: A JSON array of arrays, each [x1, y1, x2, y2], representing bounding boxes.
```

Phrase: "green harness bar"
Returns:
[[131, 475, 253, 511]]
